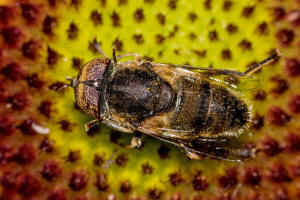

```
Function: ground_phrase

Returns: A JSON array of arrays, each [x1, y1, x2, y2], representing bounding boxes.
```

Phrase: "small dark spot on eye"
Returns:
[[272, 7, 286, 21], [70, 0, 81, 9], [241, 6, 255, 18], [47, 47, 60, 65], [66, 150, 81, 162], [192, 49, 206, 58], [156, 13, 165, 25], [96, 173, 109, 191], [142, 162, 153, 174], [188, 12, 197, 22], [158, 144, 170, 159], [118, 0, 128, 6], [168, 0, 177, 9], [67, 22, 79, 39], [208, 30, 218, 41], [90, 10, 102, 26], [148, 188, 163, 200], [188, 32, 197, 41], [133, 8, 144, 22], [223, 0, 233, 11], [204, 0, 211, 10], [276, 29, 294, 46], [155, 34, 165, 44], [132, 34, 145, 44], [93, 153, 105, 167], [111, 11, 121, 27], [221, 49, 232, 60], [257, 22, 269, 35], [192, 171, 208, 191], [112, 38, 123, 52], [120, 180, 132, 193], [226, 23, 238, 34], [42, 15, 58, 35], [115, 153, 128, 167], [72, 57, 83, 69], [169, 172, 183, 186], [238, 39, 252, 51]]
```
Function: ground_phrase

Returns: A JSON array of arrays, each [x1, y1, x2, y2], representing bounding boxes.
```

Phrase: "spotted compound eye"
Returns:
[[74, 58, 111, 118]]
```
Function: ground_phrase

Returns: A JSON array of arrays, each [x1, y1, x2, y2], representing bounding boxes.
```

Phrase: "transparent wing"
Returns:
[[150, 134, 253, 162], [166, 64, 260, 92]]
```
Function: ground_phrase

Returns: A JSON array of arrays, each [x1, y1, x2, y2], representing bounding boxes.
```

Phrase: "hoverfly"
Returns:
[[64, 40, 281, 162]]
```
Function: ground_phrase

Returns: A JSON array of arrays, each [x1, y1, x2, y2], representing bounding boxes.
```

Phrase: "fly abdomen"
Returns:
[[170, 76, 250, 136]]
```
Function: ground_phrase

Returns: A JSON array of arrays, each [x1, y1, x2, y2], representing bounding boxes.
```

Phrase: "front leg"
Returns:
[[184, 149, 204, 160], [123, 131, 143, 149], [85, 119, 101, 132]]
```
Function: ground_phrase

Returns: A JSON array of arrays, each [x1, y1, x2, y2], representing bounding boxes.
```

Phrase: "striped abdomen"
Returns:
[[170, 76, 250, 136]]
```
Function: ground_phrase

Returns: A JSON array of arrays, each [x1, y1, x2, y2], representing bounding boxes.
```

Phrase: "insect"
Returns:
[[64, 41, 281, 162]]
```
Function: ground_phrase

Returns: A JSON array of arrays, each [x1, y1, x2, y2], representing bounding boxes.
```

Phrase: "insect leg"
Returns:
[[123, 131, 143, 149], [184, 149, 204, 160], [244, 48, 281, 75], [85, 119, 101, 132], [90, 37, 108, 57]]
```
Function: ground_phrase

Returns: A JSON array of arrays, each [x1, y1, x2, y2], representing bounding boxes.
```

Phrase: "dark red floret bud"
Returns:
[[18, 175, 40, 198], [1, 62, 27, 80], [41, 160, 61, 181], [261, 137, 282, 157], [285, 58, 300, 77], [0, 145, 14, 166], [39, 100, 52, 117], [1, 27, 23, 47], [243, 167, 261, 187], [8, 92, 30, 110], [0, 115, 15, 135], [18, 118, 38, 135], [26, 73, 45, 89], [1, 171, 16, 188], [69, 170, 88, 191], [0, 6, 14, 24], [276, 29, 294, 46], [288, 95, 300, 114], [269, 164, 291, 182], [96, 173, 109, 191], [43, 15, 58, 35], [270, 76, 288, 95], [15, 144, 36, 165], [169, 172, 183, 186], [39, 137, 53, 153], [148, 188, 163, 200], [266, 106, 290, 126], [22, 40, 41, 60], [120, 180, 132, 193], [284, 132, 300, 152], [48, 189, 66, 200], [272, 7, 285, 21], [218, 167, 237, 189], [21, 4, 40, 24], [192, 171, 208, 191]]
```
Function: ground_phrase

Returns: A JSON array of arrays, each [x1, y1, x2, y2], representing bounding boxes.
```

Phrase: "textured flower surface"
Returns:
[[0, 0, 300, 199]]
